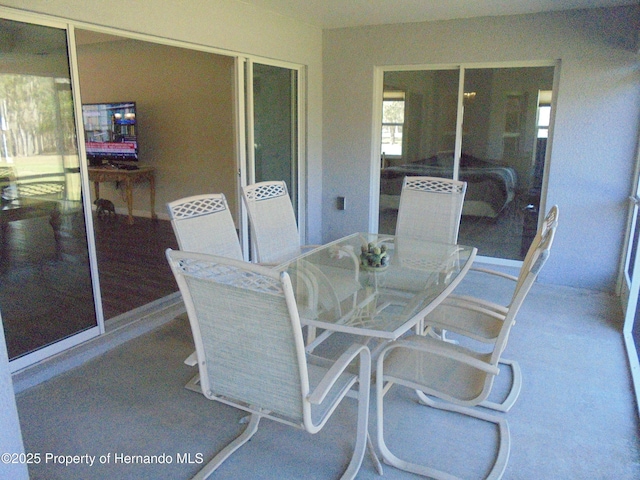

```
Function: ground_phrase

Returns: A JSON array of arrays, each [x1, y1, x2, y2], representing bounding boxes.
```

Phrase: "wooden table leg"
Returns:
[[125, 177, 134, 225]]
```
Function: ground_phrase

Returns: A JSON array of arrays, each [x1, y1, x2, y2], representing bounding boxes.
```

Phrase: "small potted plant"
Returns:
[[360, 242, 389, 271]]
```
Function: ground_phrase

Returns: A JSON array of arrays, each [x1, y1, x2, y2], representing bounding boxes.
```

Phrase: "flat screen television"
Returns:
[[82, 102, 138, 165]]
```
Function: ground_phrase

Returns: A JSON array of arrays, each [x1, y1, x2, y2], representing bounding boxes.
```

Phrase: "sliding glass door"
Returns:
[[459, 66, 554, 260], [243, 60, 303, 253], [377, 63, 555, 262], [0, 18, 100, 369]]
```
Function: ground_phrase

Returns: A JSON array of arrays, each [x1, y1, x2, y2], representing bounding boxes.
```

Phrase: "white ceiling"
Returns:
[[239, 0, 637, 29]]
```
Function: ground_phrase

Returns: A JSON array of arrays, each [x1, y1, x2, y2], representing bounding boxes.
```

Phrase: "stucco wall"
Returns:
[[323, 6, 640, 291]]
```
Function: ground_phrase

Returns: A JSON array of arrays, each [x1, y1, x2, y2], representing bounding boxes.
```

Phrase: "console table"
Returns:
[[1, 198, 61, 246], [87, 166, 156, 225]]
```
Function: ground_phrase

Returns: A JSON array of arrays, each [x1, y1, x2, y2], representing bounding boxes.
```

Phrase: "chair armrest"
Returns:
[[308, 343, 370, 405], [470, 267, 518, 283], [383, 336, 500, 376], [442, 294, 509, 316]]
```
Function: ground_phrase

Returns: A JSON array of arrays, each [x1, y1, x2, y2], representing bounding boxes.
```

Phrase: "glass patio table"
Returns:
[[277, 233, 477, 349]]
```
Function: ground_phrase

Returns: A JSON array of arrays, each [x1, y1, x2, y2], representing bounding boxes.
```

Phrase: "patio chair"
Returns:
[[167, 193, 242, 260], [166, 249, 371, 480], [167, 193, 244, 387], [374, 219, 555, 479], [395, 176, 467, 244], [395, 176, 467, 339], [242, 181, 316, 265], [420, 205, 559, 412], [242, 181, 356, 347]]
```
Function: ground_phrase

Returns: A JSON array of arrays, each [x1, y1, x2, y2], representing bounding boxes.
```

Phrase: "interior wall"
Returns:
[[323, 5, 640, 292], [75, 34, 237, 218]]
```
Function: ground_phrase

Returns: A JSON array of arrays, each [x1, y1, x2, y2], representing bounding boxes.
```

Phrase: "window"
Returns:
[[537, 105, 551, 138], [381, 90, 405, 157], [537, 90, 553, 139]]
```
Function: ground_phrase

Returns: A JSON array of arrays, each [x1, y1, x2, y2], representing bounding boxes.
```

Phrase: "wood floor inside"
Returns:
[[93, 214, 179, 319]]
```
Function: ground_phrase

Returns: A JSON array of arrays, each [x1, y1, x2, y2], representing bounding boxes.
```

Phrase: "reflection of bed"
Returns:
[[380, 153, 518, 218]]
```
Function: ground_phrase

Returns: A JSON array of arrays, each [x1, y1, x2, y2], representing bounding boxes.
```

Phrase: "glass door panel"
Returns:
[[458, 66, 554, 260], [0, 19, 99, 363], [378, 69, 459, 235], [251, 62, 298, 214]]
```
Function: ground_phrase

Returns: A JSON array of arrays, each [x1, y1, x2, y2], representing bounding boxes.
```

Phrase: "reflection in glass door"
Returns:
[[459, 66, 554, 260], [0, 19, 100, 368], [378, 69, 459, 234], [377, 65, 555, 262]]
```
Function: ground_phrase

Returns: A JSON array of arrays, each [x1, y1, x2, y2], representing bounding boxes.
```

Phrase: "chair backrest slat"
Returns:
[[243, 181, 301, 264], [513, 205, 559, 304], [167, 251, 308, 422], [167, 193, 243, 260], [396, 176, 467, 244], [492, 205, 558, 362]]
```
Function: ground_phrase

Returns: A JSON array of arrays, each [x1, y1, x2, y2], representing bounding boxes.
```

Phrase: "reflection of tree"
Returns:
[[383, 100, 404, 124], [382, 99, 405, 148], [0, 74, 76, 158]]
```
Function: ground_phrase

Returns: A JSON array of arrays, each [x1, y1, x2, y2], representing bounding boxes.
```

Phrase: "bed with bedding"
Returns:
[[380, 153, 518, 219]]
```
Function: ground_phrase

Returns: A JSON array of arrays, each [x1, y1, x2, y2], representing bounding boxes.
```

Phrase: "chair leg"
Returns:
[[185, 374, 202, 393], [340, 350, 371, 480], [192, 413, 261, 480], [367, 432, 384, 476], [479, 359, 522, 413], [377, 383, 510, 480]]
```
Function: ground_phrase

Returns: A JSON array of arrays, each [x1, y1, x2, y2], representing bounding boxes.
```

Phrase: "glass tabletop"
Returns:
[[279, 233, 477, 340]]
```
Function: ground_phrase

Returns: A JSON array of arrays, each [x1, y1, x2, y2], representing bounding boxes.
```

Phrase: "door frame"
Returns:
[[0, 12, 103, 372], [371, 60, 558, 267], [617, 134, 640, 417], [0, 6, 308, 370]]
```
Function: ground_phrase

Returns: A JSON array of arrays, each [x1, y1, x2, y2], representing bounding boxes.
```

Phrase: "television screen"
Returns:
[[82, 102, 138, 165]]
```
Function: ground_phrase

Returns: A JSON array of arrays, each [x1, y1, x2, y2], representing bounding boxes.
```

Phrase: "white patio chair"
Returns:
[[421, 205, 558, 412], [167, 193, 244, 384], [167, 193, 242, 260], [242, 181, 316, 265], [375, 223, 555, 479], [395, 176, 467, 339], [166, 249, 371, 480], [395, 176, 467, 244], [242, 181, 361, 348]]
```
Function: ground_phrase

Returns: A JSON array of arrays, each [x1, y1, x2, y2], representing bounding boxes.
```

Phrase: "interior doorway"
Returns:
[[74, 29, 237, 320]]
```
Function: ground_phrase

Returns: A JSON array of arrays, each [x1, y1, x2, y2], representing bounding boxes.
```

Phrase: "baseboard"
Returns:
[[12, 293, 186, 394]]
